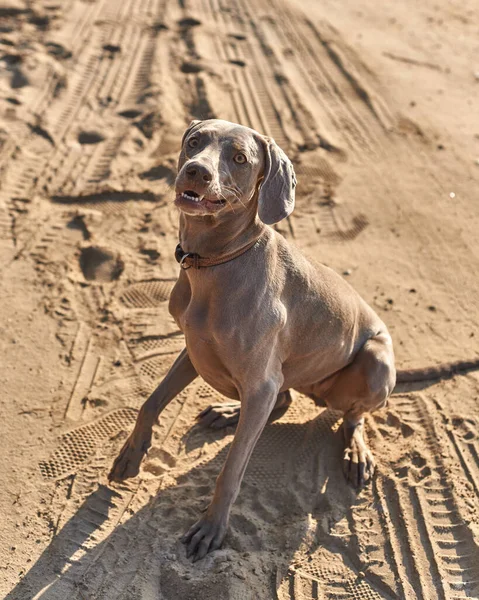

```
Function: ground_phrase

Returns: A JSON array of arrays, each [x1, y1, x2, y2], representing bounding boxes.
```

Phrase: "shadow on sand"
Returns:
[[6, 408, 396, 600]]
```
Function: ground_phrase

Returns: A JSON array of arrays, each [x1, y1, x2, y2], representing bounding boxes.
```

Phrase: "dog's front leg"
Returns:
[[181, 377, 281, 561], [109, 347, 197, 482]]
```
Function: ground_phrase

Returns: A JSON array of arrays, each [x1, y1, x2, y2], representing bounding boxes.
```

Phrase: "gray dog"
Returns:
[[109, 119, 478, 561]]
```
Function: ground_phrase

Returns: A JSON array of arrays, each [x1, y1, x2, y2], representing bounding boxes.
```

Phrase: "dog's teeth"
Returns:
[[182, 192, 201, 202]]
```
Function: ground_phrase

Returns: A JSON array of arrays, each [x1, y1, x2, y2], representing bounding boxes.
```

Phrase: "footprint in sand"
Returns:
[[79, 246, 124, 282], [78, 130, 105, 144], [180, 61, 204, 74], [177, 17, 201, 29]]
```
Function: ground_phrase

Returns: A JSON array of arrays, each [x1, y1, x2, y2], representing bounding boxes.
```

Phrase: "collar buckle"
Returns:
[[179, 253, 192, 269], [175, 244, 200, 269]]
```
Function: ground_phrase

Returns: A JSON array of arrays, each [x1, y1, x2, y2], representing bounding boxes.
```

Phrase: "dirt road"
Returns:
[[1, 0, 478, 598]]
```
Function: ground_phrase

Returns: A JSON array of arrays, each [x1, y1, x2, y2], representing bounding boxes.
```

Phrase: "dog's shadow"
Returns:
[[5, 407, 384, 600]]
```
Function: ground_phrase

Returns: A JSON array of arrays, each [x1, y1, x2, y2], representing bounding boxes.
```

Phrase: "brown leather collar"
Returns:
[[175, 233, 264, 270]]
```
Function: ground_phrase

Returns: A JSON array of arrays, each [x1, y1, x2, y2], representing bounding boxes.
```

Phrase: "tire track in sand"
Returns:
[[188, 0, 372, 243], [0, 0, 112, 248], [36, 0, 168, 199], [381, 394, 479, 599]]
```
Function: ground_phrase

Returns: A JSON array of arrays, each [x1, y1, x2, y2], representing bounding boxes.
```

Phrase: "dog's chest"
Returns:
[[169, 280, 238, 397], [186, 323, 238, 399]]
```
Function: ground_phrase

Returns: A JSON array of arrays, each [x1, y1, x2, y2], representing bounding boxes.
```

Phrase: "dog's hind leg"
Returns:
[[322, 332, 396, 488], [197, 389, 292, 429]]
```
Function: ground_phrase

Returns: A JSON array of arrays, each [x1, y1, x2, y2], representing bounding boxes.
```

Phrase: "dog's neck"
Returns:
[[178, 200, 266, 259]]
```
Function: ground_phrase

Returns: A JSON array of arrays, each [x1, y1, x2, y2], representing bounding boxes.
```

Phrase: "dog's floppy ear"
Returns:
[[257, 137, 297, 225], [181, 119, 202, 146]]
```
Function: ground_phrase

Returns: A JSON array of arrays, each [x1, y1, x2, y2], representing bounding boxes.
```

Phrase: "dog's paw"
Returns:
[[343, 437, 375, 489], [181, 510, 228, 562], [108, 435, 149, 482], [196, 401, 241, 429]]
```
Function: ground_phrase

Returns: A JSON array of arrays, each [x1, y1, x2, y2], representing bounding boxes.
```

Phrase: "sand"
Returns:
[[1, 0, 478, 598]]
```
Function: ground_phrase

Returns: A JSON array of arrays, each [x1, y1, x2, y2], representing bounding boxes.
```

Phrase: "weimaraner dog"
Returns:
[[109, 119, 479, 561]]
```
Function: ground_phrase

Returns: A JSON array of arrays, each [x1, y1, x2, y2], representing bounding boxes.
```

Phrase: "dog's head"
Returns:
[[175, 119, 296, 224]]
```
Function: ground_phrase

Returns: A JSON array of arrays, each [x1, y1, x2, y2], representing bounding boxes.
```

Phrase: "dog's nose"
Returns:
[[185, 162, 213, 183]]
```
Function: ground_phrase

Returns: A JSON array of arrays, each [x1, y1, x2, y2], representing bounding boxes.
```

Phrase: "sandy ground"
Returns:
[[1, 0, 478, 598]]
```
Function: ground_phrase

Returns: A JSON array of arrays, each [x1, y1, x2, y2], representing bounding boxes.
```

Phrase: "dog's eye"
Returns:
[[234, 153, 247, 164], [188, 138, 199, 148]]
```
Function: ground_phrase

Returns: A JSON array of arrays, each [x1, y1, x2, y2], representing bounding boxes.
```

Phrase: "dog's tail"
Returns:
[[396, 359, 479, 384]]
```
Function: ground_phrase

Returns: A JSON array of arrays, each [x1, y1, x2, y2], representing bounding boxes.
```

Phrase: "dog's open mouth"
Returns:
[[181, 190, 203, 203], [176, 190, 226, 208]]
